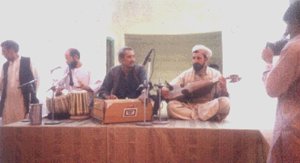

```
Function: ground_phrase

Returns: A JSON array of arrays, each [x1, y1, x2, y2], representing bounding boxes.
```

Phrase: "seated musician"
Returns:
[[53, 48, 101, 109], [98, 47, 146, 100], [162, 44, 230, 121], [56, 48, 101, 92]]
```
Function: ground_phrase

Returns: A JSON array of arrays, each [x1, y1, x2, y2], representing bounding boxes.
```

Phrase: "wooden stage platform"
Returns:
[[0, 118, 269, 163]]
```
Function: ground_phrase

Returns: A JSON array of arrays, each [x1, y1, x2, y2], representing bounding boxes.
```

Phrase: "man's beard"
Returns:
[[126, 61, 135, 68], [69, 61, 77, 69], [193, 63, 204, 72]]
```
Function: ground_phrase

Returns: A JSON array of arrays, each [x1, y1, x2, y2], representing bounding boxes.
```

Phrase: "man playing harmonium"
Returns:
[[162, 44, 230, 121], [95, 47, 158, 123], [98, 47, 146, 99]]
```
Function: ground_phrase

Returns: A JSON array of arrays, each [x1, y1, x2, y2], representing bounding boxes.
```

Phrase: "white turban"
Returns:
[[192, 44, 213, 58]]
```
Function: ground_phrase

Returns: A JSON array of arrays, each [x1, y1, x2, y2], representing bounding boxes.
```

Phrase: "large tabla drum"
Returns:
[[68, 90, 90, 120], [46, 94, 70, 114]]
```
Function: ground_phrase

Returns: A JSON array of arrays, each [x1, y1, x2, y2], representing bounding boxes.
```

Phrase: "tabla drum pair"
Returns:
[[46, 90, 90, 120]]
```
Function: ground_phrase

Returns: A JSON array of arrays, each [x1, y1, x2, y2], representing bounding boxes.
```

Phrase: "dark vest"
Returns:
[[111, 65, 143, 95], [0, 57, 35, 116]]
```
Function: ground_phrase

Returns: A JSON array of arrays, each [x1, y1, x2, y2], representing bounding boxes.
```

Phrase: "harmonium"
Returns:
[[91, 98, 153, 124]]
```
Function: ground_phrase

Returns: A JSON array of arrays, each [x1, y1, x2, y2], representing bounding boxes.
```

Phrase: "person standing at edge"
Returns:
[[262, 2, 300, 162]]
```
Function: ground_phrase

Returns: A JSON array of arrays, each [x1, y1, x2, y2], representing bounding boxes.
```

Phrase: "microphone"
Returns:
[[142, 49, 154, 66], [136, 81, 153, 91], [19, 79, 37, 88], [50, 66, 61, 73]]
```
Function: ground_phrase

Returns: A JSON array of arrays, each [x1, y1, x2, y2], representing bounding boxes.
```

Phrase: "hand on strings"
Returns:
[[218, 76, 227, 91], [217, 76, 229, 97]]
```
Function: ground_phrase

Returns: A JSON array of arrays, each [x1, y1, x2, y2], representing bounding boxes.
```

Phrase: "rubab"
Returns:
[[164, 74, 241, 101]]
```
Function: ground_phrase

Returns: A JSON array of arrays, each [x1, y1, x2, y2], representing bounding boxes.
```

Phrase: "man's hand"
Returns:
[[218, 76, 227, 90], [77, 81, 93, 92], [137, 93, 152, 104], [161, 87, 170, 98], [217, 76, 229, 97], [55, 88, 64, 96], [137, 93, 145, 102], [262, 47, 274, 64], [105, 94, 118, 99]]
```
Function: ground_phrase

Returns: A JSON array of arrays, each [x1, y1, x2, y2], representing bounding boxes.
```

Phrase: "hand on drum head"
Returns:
[[55, 91, 63, 96], [76, 81, 93, 92]]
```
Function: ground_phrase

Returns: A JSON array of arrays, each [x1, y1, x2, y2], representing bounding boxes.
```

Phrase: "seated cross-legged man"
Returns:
[[162, 44, 230, 121]]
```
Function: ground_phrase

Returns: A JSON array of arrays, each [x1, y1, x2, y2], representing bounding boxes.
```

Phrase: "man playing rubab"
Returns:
[[162, 44, 230, 121]]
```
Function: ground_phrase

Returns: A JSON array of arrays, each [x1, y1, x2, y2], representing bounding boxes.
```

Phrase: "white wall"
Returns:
[[0, 0, 113, 100]]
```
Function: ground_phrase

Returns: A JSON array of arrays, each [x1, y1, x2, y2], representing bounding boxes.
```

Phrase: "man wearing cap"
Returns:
[[162, 44, 230, 121]]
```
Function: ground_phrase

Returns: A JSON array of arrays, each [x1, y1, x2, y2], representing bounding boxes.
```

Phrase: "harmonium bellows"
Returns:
[[92, 98, 153, 124]]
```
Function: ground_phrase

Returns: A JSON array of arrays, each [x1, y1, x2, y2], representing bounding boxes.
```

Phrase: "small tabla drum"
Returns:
[[46, 94, 70, 114], [68, 90, 90, 120]]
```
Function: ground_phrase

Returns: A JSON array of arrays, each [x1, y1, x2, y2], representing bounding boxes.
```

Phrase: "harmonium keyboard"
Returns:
[[91, 98, 153, 124]]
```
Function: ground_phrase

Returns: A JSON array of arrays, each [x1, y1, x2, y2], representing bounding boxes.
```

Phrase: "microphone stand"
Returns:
[[44, 87, 61, 125], [152, 80, 169, 125], [21, 80, 39, 122], [136, 51, 153, 126], [45, 70, 61, 125]]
